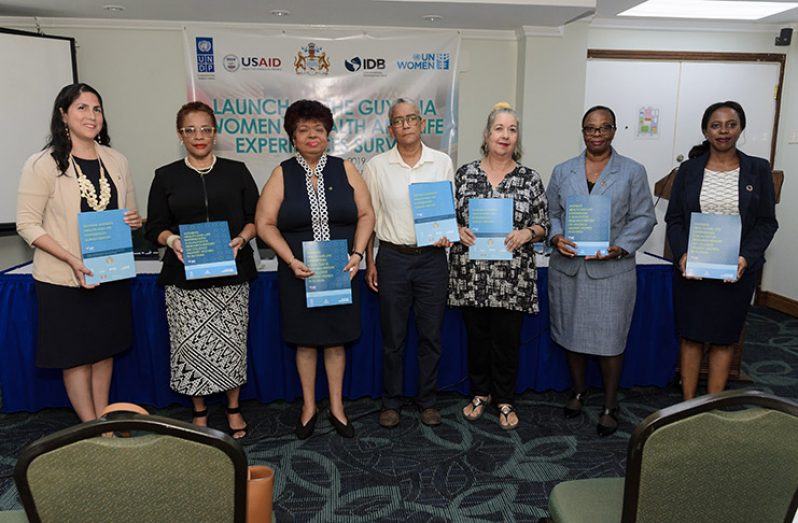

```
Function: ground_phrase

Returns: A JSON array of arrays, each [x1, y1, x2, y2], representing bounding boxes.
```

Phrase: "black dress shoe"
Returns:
[[329, 413, 355, 438], [295, 409, 319, 440], [563, 390, 587, 418], [596, 406, 619, 437]]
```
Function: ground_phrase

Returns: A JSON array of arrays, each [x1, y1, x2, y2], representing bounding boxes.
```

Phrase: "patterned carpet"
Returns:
[[1, 306, 796, 522]]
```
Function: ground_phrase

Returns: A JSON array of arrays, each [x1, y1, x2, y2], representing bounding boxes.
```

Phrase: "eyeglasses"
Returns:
[[390, 114, 421, 127], [708, 121, 739, 130], [582, 125, 616, 136], [179, 126, 216, 136]]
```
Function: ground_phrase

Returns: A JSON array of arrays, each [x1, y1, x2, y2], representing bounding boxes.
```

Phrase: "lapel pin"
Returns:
[[746, 184, 753, 192]]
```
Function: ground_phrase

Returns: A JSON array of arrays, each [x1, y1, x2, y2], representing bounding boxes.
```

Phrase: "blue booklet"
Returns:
[[179, 221, 238, 280], [565, 195, 611, 256], [78, 209, 135, 285], [468, 198, 514, 260], [685, 212, 742, 280], [303, 239, 353, 308], [408, 181, 460, 247]]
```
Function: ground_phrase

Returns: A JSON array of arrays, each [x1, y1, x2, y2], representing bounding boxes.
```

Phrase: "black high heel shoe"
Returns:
[[328, 413, 355, 438], [596, 406, 619, 437], [226, 406, 248, 440], [295, 409, 319, 440], [563, 390, 587, 418]]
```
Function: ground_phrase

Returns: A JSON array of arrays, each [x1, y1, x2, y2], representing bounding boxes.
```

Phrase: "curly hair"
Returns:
[[283, 100, 334, 145]]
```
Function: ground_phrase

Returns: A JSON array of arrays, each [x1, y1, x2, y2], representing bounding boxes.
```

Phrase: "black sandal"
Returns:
[[497, 404, 519, 431], [192, 408, 208, 421], [596, 406, 619, 437], [226, 406, 248, 440], [563, 390, 588, 418]]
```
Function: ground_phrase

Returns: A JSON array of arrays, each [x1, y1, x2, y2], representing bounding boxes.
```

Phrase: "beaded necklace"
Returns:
[[71, 155, 111, 211]]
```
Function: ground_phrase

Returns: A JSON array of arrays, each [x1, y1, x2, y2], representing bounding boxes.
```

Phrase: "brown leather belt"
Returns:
[[379, 240, 437, 255]]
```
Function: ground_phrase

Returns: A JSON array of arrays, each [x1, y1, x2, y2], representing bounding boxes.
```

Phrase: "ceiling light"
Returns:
[[271, 9, 291, 17], [423, 15, 443, 23], [103, 5, 125, 12], [619, 0, 798, 21]]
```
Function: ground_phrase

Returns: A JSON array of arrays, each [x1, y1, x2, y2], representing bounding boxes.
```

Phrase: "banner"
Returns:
[[183, 27, 460, 185]]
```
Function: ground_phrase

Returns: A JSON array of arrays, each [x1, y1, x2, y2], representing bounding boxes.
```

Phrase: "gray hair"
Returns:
[[389, 97, 419, 121], [480, 105, 523, 161]]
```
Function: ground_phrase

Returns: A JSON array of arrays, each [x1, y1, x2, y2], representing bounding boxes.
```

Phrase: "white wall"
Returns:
[[587, 22, 798, 301], [1, 16, 795, 303], [0, 19, 517, 269]]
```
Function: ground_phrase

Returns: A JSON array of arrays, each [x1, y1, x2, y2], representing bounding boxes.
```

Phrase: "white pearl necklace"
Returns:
[[72, 155, 111, 211], [184, 154, 217, 175]]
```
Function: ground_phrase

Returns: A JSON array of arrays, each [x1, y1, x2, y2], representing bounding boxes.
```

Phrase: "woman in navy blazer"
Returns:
[[665, 101, 778, 400], [547, 106, 656, 436]]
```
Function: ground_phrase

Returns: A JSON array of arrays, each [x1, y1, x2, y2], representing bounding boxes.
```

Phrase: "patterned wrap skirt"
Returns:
[[165, 283, 249, 396]]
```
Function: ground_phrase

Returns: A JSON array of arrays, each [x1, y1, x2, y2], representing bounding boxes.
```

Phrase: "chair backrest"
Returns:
[[14, 412, 248, 523], [621, 390, 798, 523]]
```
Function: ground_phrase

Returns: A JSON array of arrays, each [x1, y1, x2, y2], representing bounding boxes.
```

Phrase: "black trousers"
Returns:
[[376, 246, 448, 410], [461, 306, 524, 405]]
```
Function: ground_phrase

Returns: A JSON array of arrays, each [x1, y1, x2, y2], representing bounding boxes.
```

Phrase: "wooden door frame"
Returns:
[[586, 50, 786, 164]]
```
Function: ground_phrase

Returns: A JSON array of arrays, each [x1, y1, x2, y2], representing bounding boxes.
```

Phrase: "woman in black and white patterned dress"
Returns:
[[256, 100, 374, 439], [146, 101, 259, 439], [449, 103, 549, 430]]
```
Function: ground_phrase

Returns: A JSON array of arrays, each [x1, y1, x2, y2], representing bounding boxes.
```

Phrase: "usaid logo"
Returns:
[[344, 57, 386, 72], [195, 37, 215, 74], [223, 54, 282, 72]]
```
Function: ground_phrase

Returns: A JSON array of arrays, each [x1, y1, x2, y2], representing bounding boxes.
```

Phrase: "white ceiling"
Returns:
[[0, 0, 796, 30]]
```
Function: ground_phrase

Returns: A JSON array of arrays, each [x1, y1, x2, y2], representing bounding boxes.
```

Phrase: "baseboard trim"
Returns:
[[758, 291, 798, 318]]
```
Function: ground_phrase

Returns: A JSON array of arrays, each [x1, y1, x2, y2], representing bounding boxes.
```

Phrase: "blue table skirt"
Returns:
[[0, 266, 678, 413]]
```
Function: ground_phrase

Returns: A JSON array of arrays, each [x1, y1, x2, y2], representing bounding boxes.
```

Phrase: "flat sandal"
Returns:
[[462, 395, 490, 421], [498, 404, 519, 431]]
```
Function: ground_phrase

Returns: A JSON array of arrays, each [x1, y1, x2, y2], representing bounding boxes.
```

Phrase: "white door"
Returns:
[[585, 58, 781, 257]]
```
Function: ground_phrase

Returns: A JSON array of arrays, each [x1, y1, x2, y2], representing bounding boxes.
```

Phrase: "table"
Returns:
[[0, 264, 678, 412]]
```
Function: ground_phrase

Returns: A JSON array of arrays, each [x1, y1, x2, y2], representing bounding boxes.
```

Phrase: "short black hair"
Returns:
[[177, 101, 217, 130], [582, 105, 616, 127], [283, 100, 334, 145]]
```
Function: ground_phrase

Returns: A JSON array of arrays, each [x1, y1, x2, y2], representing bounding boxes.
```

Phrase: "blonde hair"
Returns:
[[480, 102, 522, 161]]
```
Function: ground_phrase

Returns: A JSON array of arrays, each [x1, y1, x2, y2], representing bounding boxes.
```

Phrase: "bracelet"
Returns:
[[234, 235, 247, 245], [525, 226, 537, 240], [351, 251, 365, 260], [165, 234, 180, 249]]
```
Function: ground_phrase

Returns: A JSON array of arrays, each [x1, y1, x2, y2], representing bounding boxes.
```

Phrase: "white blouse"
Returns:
[[700, 167, 740, 215]]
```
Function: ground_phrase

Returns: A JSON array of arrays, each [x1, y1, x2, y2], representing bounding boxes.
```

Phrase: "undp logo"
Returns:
[[344, 57, 385, 72]]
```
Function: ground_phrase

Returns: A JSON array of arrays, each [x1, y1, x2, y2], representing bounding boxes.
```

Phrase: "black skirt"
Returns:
[[35, 280, 133, 368], [672, 268, 757, 345]]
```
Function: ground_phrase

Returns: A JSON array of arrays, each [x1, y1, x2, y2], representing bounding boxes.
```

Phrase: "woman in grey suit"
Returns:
[[546, 106, 656, 436]]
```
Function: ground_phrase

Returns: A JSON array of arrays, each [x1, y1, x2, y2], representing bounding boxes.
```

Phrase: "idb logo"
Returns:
[[345, 57, 385, 72], [195, 37, 215, 73], [344, 57, 362, 71]]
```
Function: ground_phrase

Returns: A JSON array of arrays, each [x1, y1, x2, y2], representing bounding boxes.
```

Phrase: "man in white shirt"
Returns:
[[362, 98, 455, 428]]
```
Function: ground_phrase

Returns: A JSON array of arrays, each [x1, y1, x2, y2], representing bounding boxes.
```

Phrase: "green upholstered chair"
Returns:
[[14, 410, 248, 523], [548, 390, 798, 523]]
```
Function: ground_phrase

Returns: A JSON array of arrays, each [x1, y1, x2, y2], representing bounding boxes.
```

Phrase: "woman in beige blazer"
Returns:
[[16, 83, 142, 421]]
